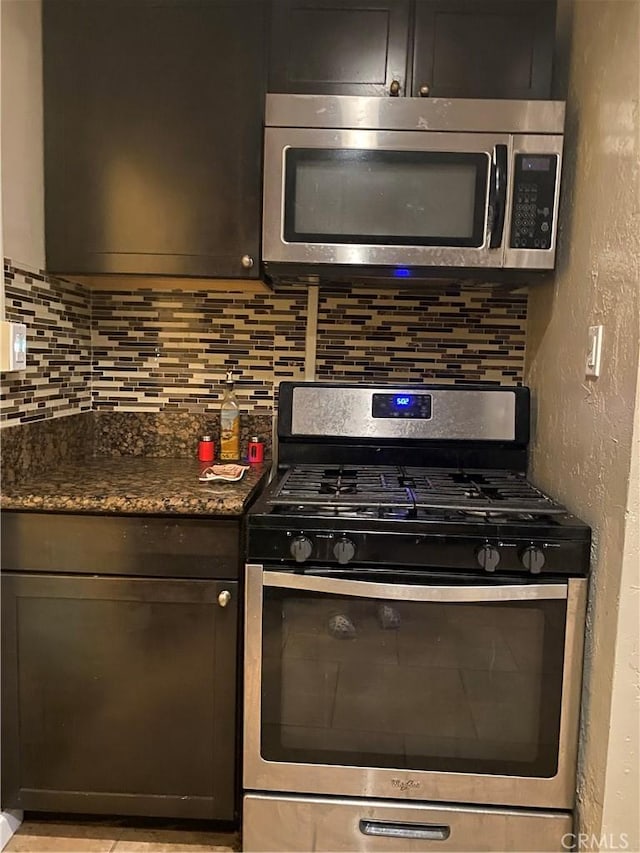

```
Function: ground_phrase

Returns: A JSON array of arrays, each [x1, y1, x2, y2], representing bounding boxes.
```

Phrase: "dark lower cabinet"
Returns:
[[1, 572, 238, 820], [412, 0, 556, 99], [43, 0, 266, 278]]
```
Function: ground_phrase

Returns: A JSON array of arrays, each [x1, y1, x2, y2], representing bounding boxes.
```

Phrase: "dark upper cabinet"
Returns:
[[412, 0, 556, 99], [43, 0, 266, 279], [269, 0, 555, 100], [269, 0, 412, 96]]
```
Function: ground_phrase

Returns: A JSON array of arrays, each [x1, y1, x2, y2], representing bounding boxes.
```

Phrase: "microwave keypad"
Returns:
[[510, 154, 557, 250]]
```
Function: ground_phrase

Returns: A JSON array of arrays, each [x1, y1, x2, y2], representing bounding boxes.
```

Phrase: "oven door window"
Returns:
[[261, 589, 566, 778], [283, 149, 489, 247]]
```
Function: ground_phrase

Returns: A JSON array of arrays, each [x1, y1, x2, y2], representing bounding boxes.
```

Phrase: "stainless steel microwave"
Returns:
[[262, 94, 565, 285]]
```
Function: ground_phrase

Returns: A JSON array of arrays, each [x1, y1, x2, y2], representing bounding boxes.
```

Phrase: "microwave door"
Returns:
[[262, 128, 511, 270]]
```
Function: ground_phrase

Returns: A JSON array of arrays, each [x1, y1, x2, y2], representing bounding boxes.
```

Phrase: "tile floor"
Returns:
[[4, 820, 239, 853]]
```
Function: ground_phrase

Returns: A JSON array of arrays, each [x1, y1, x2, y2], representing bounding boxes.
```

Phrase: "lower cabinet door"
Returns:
[[1, 573, 238, 820]]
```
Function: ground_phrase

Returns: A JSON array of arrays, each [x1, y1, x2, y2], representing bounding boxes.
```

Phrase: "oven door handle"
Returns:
[[262, 572, 567, 602]]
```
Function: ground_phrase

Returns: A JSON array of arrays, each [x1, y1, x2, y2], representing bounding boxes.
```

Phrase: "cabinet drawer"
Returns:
[[0, 512, 241, 579]]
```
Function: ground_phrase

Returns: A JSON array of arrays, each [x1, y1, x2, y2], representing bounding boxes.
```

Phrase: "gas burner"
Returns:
[[407, 467, 565, 515], [273, 501, 416, 521], [268, 464, 565, 516], [269, 464, 414, 509], [457, 509, 512, 519], [450, 510, 553, 524]]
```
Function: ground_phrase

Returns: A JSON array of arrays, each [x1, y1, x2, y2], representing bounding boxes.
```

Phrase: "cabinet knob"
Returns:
[[241, 254, 254, 269], [389, 79, 401, 97], [217, 590, 232, 608], [419, 84, 431, 97]]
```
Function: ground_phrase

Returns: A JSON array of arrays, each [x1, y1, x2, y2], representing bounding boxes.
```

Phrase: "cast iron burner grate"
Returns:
[[268, 464, 566, 516], [273, 465, 414, 509]]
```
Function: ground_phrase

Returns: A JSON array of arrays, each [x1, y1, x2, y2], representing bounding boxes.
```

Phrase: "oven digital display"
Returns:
[[372, 393, 432, 419]]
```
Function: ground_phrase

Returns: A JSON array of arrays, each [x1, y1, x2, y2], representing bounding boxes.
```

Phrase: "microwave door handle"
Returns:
[[262, 571, 567, 602], [489, 144, 508, 249]]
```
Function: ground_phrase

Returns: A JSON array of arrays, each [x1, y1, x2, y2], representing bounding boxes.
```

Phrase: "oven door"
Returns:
[[244, 566, 587, 810], [263, 128, 510, 269]]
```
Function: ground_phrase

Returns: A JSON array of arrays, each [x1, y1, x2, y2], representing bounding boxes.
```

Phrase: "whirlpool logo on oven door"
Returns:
[[391, 779, 421, 793]]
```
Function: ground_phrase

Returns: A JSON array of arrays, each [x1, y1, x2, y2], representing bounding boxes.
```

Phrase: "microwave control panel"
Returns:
[[510, 154, 558, 250]]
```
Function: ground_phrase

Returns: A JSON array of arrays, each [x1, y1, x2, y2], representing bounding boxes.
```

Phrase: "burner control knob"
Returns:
[[522, 546, 545, 574], [290, 536, 313, 563], [476, 544, 500, 573], [333, 537, 356, 565]]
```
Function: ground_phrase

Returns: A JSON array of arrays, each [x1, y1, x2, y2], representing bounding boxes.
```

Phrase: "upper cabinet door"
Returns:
[[43, 0, 266, 279], [270, 0, 412, 97], [412, 0, 556, 99]]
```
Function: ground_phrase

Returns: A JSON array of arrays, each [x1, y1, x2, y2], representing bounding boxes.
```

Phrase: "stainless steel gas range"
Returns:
[[243, 383, 590, 852]]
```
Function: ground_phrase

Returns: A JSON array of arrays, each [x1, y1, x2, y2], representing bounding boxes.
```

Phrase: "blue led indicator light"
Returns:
[[394, 268, 411, 277], [395, 396, 411, 407]]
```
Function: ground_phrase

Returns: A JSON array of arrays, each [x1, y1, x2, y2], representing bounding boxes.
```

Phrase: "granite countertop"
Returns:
[[0, 457, 271, 516]]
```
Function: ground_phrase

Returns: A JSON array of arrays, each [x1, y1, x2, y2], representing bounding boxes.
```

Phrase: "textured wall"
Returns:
[[601, 359, 639, 842], [525, 0, 640, 843], [1, 0, 45, 271]]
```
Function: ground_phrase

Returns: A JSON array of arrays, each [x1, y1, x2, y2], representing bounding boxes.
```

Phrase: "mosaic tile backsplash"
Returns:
[[91, 285, 527, 414], [91, 287, 307, 414], [1, 261, 92, 424], [316, 286, 527, 385], [2, 258, 528, 438]]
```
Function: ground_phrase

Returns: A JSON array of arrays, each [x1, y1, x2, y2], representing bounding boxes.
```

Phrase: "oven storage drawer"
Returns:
[[243, 793, 573, 852]]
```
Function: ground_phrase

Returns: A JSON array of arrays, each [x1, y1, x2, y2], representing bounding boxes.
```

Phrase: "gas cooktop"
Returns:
[[247, 383, 591, 577], [267, 464, 567, 515]]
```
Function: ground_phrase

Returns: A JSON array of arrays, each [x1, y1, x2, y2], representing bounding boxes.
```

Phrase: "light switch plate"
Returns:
[[0, 320, 28, 372], [585, 324, 603, 379]]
